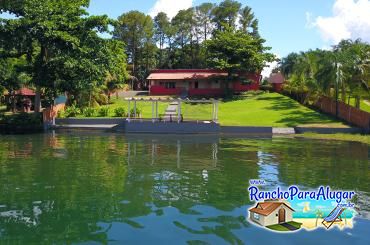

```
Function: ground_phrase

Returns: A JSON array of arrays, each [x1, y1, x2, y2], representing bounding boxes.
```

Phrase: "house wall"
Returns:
[[263, 205, 293, 226], [250, 212, 266, 226], [149, 73, 262, 96]]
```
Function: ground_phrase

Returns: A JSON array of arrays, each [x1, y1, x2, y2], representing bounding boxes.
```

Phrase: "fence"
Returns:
[[315, 97, 370, 131]]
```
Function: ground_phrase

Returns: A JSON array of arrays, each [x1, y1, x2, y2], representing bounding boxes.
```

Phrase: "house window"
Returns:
[[165, 82, 176, 89], [241, 79, 253, 85], [194, 81, 199, 89], [253, 213, 260, 220]]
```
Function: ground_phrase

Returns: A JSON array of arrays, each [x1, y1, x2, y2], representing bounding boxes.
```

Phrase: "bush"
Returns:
[[57, 110, 65, 118], [114, 107, 126, 117], [96, 94, 109, 105], [83, 107, 97, 117], [1, 112, 42, 126], [64, 105, 81, 118], [97, 107, 109, 117], [130, 107, 141, 117]]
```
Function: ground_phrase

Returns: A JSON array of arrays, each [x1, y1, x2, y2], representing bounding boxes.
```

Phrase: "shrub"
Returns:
[[64, 105, 81, 118], [57, 110, 65, 118], [97, 107, 109, 117], [130, 107, 141, 117], [1, 112, 42, 126], [114, 107, 126, 117], [83, 107, 96, 117], [96, 94, 109, 105]]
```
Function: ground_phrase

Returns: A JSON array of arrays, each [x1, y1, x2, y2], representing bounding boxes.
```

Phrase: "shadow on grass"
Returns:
[[275, 110, 341, 127], [258, 95, 342, 127]]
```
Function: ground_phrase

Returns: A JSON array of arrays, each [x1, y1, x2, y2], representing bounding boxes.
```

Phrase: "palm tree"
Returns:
[[315, 209, 324, 227]]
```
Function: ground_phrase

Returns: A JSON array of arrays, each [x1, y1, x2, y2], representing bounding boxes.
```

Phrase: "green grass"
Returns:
[[59, 93, 347, 127], [300, 133, 370, 145], [0, 105, 5, 112], [183, 93, 345, 127], [267, 221, 302, 232], [344, 97, 370, 113]]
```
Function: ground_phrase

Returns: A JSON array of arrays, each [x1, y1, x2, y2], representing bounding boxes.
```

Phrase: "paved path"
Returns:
[[164, 102, 178, 121], [280, 222, 299, 231]]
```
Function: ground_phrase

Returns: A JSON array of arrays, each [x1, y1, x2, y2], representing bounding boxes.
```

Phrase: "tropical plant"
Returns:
[[114, 107, 126, 117], [98, 107, 109, 117]]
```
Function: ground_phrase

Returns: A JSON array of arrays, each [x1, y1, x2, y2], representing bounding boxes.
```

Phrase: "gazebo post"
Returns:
[[215, 100, 219, 123], [151, 100, 155, 123], [178, 99, 182, 123], [127, 99, 131, 121], [156, 101, 158, 120], [212, 100, 215, 122], [133, 99, 137, 119]]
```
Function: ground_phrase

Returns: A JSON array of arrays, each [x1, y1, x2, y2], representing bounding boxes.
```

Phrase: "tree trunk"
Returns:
[[34, 86, 42, 112], [355, 95, 360, 109], [341, 81, 346, 102]]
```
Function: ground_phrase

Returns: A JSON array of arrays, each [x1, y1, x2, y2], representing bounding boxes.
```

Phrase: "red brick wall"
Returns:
[[315, 97, 370, 130]]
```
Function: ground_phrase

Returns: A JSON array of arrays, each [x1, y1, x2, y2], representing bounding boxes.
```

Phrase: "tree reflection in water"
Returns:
[[0, 132, 368, 244]]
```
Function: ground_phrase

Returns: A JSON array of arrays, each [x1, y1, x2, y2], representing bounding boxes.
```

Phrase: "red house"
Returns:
[[268, 72, 285, 92], [147, 69, 261, 96]]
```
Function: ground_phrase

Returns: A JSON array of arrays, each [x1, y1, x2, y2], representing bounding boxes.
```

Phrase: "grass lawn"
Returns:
[[183, 93, 345, 127], [299, 133, 370, 145], [267, 221, 302, 232], [60, 93, 347, 128], [346, 98, 370, 113]]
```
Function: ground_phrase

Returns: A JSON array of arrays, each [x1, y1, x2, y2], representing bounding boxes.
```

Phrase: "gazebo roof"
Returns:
[[6, 88, 36, 96]]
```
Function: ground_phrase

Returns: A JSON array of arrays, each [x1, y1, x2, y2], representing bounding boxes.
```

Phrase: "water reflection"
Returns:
[[0, 132, 368, 244]]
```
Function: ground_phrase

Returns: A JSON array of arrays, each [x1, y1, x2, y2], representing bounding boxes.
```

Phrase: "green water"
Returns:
[[0, 132, 369, 244]]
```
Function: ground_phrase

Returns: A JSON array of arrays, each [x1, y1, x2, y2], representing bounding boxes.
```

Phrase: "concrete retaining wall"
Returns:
[[294, 127, 363, 134], [114, 121, 220, 134], [56, 118, 126, 125], [221, 126, 273, 134]]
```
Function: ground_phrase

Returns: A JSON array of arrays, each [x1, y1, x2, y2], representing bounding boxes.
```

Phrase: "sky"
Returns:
[[2, 0, 370, 75], [87, 0, 370, 76]]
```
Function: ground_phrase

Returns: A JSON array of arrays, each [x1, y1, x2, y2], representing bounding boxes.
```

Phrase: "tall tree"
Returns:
[[114, 11, 155, 81], [206, 28, 275, 86], [1, 0, 127, 110], [212, 0, 241, 31], [154, 12, 170, 68], [239, 6, 259, 37], [195, 3, 215, 42]]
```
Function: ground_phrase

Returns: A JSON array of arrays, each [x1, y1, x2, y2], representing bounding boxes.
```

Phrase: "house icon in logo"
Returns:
[[249, 199, 295, 227]]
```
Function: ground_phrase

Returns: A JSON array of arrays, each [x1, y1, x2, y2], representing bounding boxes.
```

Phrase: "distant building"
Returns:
[[249, 200, 294, 226], [268, 72, 285, 92], [147, 69, 261, 96]]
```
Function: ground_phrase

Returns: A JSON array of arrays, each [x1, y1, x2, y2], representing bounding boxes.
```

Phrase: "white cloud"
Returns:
[[149, 0, 193, 19], [310, 0, 370, 44], [262, 54, 280, 78]]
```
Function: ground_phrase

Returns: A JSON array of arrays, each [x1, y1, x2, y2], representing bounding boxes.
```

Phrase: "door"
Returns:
[[278, 208, 286, 223]]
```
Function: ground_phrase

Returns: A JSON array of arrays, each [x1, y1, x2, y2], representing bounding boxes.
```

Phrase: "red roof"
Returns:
[[249, 202, 294, 216], [6, 88, 36, 96], [269, 73, 284, 84], [147, 69, 228, 80]]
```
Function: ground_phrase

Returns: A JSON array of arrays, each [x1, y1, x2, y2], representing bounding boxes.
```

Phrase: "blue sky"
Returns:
[[2, 0, 369, 73], [87, 0, 339, 57]]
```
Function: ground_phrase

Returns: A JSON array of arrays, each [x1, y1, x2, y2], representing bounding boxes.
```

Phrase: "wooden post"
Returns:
[[215, 100, 219, 122], [152, 100, 155, 122], [133, 100, 137, 119], [178, 99, 182, 123], [128, 99, 131, 121], [156, 101, 158, 119]]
